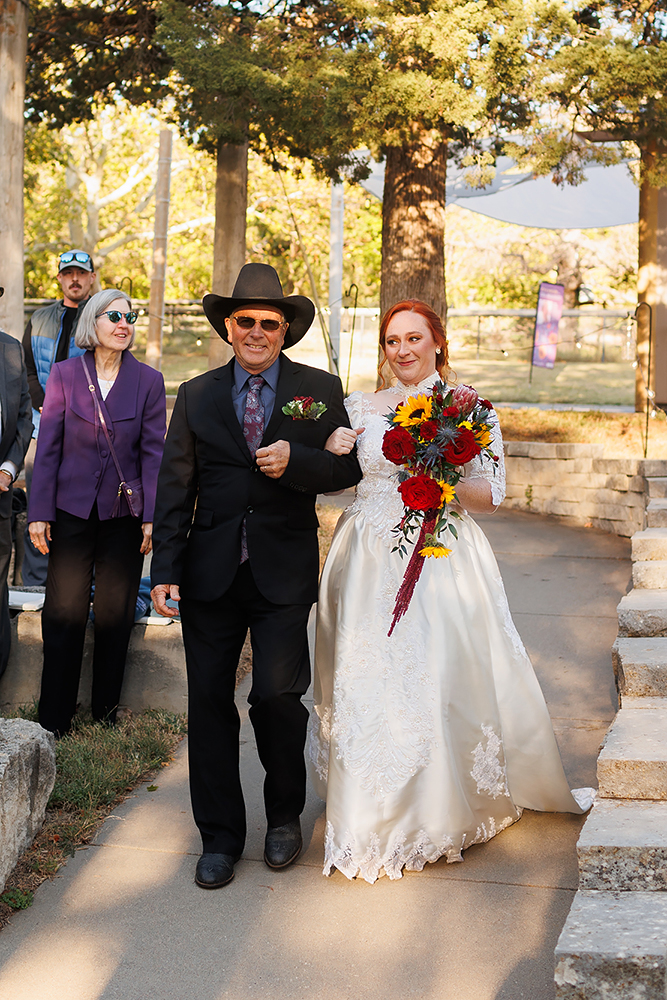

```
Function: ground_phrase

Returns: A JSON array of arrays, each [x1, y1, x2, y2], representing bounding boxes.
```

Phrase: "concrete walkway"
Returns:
[[0, 509, 630, 1000]]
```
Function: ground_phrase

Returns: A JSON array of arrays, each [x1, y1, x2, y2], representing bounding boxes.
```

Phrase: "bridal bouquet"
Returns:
[[382, 382, 498, 634]]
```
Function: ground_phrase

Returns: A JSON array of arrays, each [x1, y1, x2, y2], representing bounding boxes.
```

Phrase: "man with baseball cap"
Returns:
[[21, 250, 95, 586]]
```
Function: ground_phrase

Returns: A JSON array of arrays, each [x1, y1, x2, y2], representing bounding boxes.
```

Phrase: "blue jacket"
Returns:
[[25, 300, 86, 434]]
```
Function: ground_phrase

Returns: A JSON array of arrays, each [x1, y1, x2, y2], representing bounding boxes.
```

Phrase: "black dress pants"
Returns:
[[0, 513, 12, 677], [181, 560, 312, 857], [38, 506, 143, 736]]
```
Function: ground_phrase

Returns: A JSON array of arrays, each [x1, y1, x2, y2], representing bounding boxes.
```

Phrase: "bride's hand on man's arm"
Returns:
[[324, 426, 365, 455]]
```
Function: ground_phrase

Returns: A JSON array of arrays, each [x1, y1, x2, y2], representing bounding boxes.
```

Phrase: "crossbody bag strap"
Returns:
[[79, 354, 127, 487]]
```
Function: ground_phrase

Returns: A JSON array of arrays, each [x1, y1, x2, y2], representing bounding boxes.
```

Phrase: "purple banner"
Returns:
[[532, 282, 565, 369]]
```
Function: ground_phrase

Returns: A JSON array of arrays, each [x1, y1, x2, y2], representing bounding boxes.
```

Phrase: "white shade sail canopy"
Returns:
[[358, 154, 639, 229]]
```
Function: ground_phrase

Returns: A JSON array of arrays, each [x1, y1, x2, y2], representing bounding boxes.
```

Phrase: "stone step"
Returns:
[[646, 498, 667, 528], [641, 460, 667, 477], [578, 798, 667, 890], [633, 560, 667, 589], [632, 528, 667, 562], [648, 477, 667, 499], [554, 890, 667, 999], [598, 701, 667, 799], [618, 589, 667, 637], [613, 638, 667, 698]]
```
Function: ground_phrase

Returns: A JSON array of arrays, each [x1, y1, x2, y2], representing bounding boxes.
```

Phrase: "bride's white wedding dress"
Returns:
[[310, 374, 593, 884]]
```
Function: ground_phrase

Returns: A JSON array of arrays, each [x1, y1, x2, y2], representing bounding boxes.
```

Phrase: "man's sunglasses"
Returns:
[[232, 315, 285, 333], [98, 310, 138, 325], [59, 251, 92, 266]]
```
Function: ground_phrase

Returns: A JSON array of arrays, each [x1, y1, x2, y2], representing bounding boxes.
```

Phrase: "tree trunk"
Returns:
[[0, 0, 27, 341], [208, 139, 249, 369], [380, 133, 447, 321], [637, 142, 656, 412], [635, 140, 667, 414], [145, 130, 173, 371]]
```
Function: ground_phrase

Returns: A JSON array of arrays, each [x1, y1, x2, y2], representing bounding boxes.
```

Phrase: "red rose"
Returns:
[[443, 427, 481, 465], [382, 427, 416, 465], [419, 420, 438, 441], [398, 474, 443, 511], [479, 399, 492, 410], [295, 396, 314, 407], [443, 406, 458, 417]]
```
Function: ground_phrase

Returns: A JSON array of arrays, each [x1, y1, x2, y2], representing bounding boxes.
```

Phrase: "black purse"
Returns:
[[80, 355, 144, 519]]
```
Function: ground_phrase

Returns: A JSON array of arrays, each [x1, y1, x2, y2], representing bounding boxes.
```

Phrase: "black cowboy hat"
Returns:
[[203, 263, 315, 349]]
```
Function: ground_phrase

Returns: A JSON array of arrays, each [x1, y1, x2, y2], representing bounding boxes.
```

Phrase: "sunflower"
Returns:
[[475, 425, 493, 448], [439, 482, 456, 505], [394, 394, 433, 427], [419, 545, 452, 558]]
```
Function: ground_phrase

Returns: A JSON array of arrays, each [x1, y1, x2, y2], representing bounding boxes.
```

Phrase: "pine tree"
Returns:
[[534, 1, 667, 409], [25, 0, 209, 127], [159, 0, 559, 321]]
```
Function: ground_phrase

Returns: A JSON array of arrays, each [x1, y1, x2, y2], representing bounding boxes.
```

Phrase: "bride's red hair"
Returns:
[[376, 300, 452, 390]]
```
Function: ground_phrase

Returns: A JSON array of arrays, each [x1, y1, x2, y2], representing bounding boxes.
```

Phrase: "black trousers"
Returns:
[[181, 560, 312, 856], [38, 506, 143, 736], [0, 513, 12, 677]]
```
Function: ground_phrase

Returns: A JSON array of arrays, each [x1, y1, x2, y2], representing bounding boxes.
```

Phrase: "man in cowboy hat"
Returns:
[[151, 263, 362, 889]]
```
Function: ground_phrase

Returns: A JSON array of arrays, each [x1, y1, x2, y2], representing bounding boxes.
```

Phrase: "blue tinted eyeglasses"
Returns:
[[98, 310, 138, 325], [59, 251, 92, 266]]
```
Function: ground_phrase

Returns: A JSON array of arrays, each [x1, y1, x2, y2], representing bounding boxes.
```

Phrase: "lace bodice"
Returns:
[[344, 375, 506, 546]]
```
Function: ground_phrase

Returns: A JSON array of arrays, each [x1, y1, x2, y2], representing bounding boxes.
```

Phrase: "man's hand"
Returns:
[[256, 440, 290, 479], [151, 584, 181, 618], [29, 521, 51, 555], [0, 470, 12, 493], [324, 426, 365, 455]]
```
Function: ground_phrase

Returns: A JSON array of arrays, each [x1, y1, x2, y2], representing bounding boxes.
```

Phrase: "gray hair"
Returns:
[[75, 289, 136, 350]]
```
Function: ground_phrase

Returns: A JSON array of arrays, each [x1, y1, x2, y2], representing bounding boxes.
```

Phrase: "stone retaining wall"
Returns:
[[0, 613, 188, 716], [502, 443, 664, 538]]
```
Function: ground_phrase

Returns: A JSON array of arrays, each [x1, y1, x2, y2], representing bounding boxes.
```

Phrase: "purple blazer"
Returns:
[[29, 350, 166, 523]]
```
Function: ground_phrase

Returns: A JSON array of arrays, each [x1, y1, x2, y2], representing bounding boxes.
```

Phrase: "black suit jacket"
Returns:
[[151, 354, 362, 604], [0, 332, 32, 519]]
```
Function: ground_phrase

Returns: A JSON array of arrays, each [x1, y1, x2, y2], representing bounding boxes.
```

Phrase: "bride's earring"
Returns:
[[436, 348, 441, 354]]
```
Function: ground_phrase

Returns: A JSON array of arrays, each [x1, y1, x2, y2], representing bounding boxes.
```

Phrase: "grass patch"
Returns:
[[497, 407, 667, 457], [0, 709, 186, 930], [453, 359, 634, 406]]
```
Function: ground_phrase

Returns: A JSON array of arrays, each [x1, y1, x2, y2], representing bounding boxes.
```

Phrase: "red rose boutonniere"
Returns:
[[282, 396, 327, 420]]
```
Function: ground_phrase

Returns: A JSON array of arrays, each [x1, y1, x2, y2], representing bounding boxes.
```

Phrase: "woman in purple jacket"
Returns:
[[28, 289, 166, 736]]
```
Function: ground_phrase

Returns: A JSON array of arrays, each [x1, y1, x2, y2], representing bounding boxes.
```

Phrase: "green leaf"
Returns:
[[0, 888, 34, 910]]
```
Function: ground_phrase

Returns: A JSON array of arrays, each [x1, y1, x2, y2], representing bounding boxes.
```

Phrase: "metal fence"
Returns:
[[24, 299, 635, 369]]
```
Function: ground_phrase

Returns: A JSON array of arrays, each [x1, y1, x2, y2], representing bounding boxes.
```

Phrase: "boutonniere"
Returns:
[[282, 396, 327, 420]]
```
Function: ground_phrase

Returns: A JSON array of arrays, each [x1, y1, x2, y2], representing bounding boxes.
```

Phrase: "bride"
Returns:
[[309, 299, 592, 884]]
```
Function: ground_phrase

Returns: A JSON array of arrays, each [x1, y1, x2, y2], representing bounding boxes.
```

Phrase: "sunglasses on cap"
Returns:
[[98, 310, 138, 325], [232, 315, 286, 333], [59, 251, 92, 267]]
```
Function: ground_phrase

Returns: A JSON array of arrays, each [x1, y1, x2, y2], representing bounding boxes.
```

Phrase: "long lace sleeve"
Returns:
[[462, 407, 505, 506], [344, 391, 364, 430]]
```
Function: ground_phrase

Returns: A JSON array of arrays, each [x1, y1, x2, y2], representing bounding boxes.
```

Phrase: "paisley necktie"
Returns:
[[240, 375, 265, 562]]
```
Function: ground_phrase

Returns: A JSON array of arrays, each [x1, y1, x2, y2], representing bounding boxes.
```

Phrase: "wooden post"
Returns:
[[328, 182, 344, 374], [208, 140, 248, 370], [0, 0, 28, 341], [145, 130, 173, 370]]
